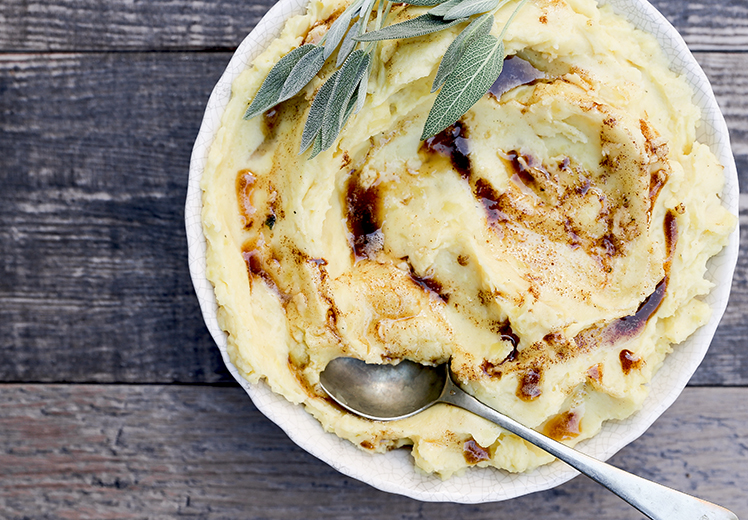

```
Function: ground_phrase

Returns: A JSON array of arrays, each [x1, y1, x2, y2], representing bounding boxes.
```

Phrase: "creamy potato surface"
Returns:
[[202, 0, 734, 477]]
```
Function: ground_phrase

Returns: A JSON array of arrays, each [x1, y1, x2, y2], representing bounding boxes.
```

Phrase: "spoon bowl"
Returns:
[[320, 357, 738, 520], [319, 358, 446, 420]]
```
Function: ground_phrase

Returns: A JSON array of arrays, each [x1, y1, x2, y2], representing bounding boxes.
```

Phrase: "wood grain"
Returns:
[[0, 0, 747, 52], [693, 52, 748, 385], [0, 51, 746, 384], [702, 53, 748, 183], [1, 1, 744, 518], [0, 0, 274, 52], [0, 52, 233, 383], [0, 384, 745, 519]]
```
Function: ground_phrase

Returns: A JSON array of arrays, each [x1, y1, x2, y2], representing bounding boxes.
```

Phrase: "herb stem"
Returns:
[[377, 0, 393, 31], [498, 0, 528, 40]]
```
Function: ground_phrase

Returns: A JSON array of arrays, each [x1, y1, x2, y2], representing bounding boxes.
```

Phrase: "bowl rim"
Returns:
[[186, 0, 740, 503]]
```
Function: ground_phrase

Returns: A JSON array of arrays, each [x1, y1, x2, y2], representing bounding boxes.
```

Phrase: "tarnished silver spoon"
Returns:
[[320, 357, 738, 520]]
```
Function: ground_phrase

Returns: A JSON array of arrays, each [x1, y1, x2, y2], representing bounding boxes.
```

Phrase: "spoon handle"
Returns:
[[440, 378, 738, 520]]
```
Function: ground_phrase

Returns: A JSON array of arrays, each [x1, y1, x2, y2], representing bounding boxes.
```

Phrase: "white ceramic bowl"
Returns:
[[186, 0, 740, 503]]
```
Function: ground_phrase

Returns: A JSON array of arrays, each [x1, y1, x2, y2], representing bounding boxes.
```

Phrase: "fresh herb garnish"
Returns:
[[244, 0, 527, 158]]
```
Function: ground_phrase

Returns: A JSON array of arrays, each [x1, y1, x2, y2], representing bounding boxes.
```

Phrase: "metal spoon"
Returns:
[[320, 357, 738, 520]]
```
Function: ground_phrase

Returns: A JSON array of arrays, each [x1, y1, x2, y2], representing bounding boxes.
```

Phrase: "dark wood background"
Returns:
[[1, 1, 746, 518]]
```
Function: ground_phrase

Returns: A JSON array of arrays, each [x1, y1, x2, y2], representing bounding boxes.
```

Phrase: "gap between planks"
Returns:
[[0, 384, 745, 519]]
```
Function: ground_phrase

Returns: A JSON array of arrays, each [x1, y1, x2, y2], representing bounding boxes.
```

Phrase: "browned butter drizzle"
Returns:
[[345, 170, 382, 260], [463, 439, 491, 464], [419, 114, 680, 400], [489, 56, 546, 99], [238, 52, 681, 407]]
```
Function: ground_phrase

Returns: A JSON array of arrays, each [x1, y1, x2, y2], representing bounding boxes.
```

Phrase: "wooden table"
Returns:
[[1, 1, 746, 518]]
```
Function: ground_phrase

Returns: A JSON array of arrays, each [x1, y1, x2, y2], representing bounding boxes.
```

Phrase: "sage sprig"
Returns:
[[422, 0, 526, 137], [354, 13, 468, 42], [321, 50, 371, 150], [278, 45, 326, 102], [421, 33, 504, 139], [431, 12, 494, 92], [243, 43, 319, 120], [243, 0, 528, 158]]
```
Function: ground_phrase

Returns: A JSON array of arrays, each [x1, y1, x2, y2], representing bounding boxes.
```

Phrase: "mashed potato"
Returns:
[[201, 0, 735, 477]]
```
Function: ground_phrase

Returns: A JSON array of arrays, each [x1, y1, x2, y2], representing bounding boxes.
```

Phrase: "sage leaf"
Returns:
[[309, 131, 325, 159], [278, 45, 325, 103], [432, 13, 494, 92], [243, 44, 317, 120], [427, 0, 464, 17], [355, 13, 467, 42], [342, 90, 359, 128], [355, 59, 370, 113], [358, 0, 379, 34], [337, 17, 362, 66], [321, 50, 370, 150], [442, 0, 508, 21], [325, 9, 355, 59], [399, 0, 450, 5], [421, 34, 505, 139], [338, 0, 378, 66], [300, 70, 339, 153], [309, 69, 362, 158]]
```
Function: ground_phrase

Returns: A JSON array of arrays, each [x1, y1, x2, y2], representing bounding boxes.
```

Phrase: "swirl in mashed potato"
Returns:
[[201, 0, 735, 477]]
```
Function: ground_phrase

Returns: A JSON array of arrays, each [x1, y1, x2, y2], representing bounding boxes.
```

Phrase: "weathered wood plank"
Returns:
[[693, 52, 748, 386], [0, 52, 234, 383], [0, 384, 745, 519], [0, 0, 747, 52], [0, 0, 275, 52], [651, 0, 748, 51], [0, 51, 746, 384]]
